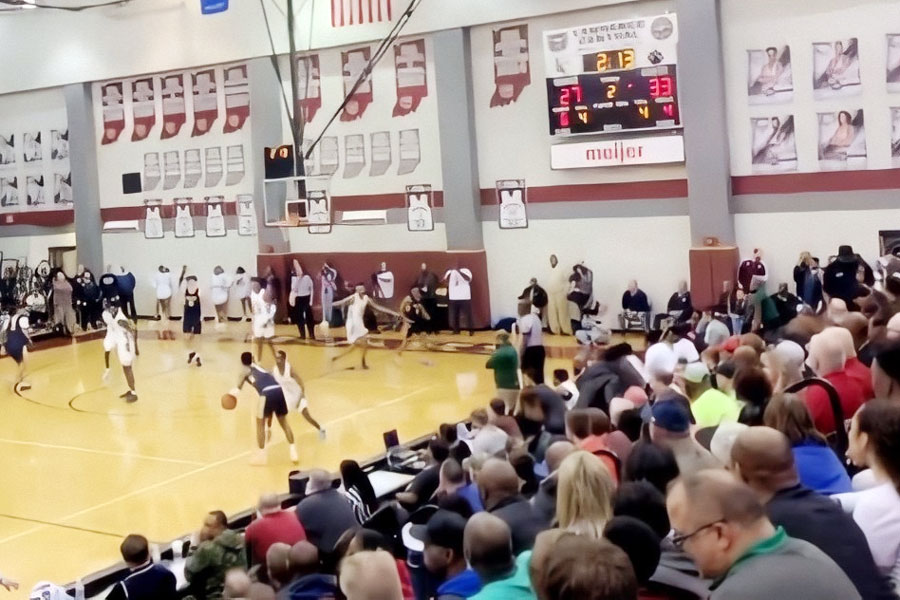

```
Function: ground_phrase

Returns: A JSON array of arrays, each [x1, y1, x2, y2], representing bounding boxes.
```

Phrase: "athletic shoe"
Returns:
[[187, 352, 195, 364], [124, 392, 138, 403], [318, 428, 327, 441], [249, 449, 267, 466], [102, 368, 110, 382], [14, 381, 31, 393], [289, 444, 299, 463], [195, 355, 202, 367]]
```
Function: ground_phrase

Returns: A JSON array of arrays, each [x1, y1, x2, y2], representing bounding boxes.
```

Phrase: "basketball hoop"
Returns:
[[263, 174, 332, 230]]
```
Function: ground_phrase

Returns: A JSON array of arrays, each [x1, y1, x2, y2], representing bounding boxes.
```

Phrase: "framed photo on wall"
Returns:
[[817, 109, 867, 170], [405, 184, 434, 232], [891, 107, 900, 167], [746, 46, 793, 104], [750, 115, 797, 173], [496, 179, 528, 229], [888, 35, 900, 92], [813, 39, 861, 99]]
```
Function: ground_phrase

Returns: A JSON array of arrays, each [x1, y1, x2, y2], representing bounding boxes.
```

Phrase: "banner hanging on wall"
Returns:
[[237, 194, 256, 236], [307, 190, 332, 234], [491, 25, 530, 107], [205, 196, 226, 237], [393, 39, 428, 117], [174, 198, 195, 238], [496, 179, 527, 230], [550, 135, 684, 169], [341, 47, 374, 121], [143, 200, 164, 239], [405, 184, 434, 232], [296, 55, 322, 124]]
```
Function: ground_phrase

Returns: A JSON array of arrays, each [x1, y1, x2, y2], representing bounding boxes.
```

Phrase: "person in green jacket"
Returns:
[[464, 513, 536, 600], [486, 332, 520, 414], [184, 511, 246, 600]]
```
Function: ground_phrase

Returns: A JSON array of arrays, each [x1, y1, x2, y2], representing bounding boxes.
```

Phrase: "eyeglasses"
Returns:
[[671, 519, 725, 549]]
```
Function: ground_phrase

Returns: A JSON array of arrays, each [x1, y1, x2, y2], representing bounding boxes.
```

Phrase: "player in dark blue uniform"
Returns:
[[232, 352, 298, 466], [2, 311, 33, 392]]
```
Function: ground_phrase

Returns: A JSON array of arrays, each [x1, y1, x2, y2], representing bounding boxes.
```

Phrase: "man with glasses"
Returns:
[[666, 469, 860, 600]]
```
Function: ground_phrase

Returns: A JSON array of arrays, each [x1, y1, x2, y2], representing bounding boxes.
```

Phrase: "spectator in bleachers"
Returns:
[[479, 458, 543, 555], [432, 458, 466, 503], [613, 482, 670, 541], [105, 534, 177, 600], [485, 332, 520, 413], [245, 494, 307, 569], [666, 470, 861, 600], [619, 279, 651, 332], [464, 513, 535, 600], [805, 329, 866, 435], [823, 326, 874, 400], [396, 438, 450, 510], [439, 423, 472, 464], [564, 410, 620, 482], [650, 401, 720, 477], [247, 582, 276, 599], [280, 540, 338, 599], [340, 460, 379, 524], [623, 442, 681, 496], [265, 543, 292, 591], [769, 341, 805, 394], [345, 529, 413, 599], [519, 386, 566, 436], [735, 367, 773, 426], [295, 470, 358, 555], [555, 451, 615, 539], [459, 453, 487, 514], [871, 340, 900, 402], [339, 550, 403, 600], [531, 441, 575, 526], [535, 533, 637, 600], [222, 568, 250, 599], [184, 511, 245, 600], [411, 510, 482, 600], [487, 399, 523, 441], [683, 362, 741, 428], [552, 369, 579, 410], [603, 516, 662, 596], [730, 427, 895, 600]]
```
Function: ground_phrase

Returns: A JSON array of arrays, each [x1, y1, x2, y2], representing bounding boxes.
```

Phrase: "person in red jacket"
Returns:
[[244, 493, 306, 568], [805, 330, 866, 435]]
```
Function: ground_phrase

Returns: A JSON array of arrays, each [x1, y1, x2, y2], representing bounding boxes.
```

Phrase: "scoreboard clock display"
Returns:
[[264, 145, 294, 180], [547, 65, 680, 135]]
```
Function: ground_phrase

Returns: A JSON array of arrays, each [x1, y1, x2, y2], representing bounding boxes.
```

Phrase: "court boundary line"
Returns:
[[0, 513, 123, 539], [0, 438, 206, 466]]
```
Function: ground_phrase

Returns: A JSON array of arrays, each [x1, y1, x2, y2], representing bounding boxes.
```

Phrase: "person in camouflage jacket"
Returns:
[[184, 510, 245, 600]]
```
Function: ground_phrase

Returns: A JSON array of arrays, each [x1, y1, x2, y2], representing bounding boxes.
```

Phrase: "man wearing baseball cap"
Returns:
[[411, 510, 482, 599], [650, 399, 720, 476], [682, 362, 742, 428]]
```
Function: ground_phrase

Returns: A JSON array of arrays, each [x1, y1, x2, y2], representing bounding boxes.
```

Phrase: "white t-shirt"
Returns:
[[673, 338, 700, 363], [445, 268, 473, 301], [152, 271, 174, 300], [835, 482, 900, 593], [375, 271, 394, 299], [518, 313, 543, 347], [233, 273, 250, 299], [210, 273, 232, 306]]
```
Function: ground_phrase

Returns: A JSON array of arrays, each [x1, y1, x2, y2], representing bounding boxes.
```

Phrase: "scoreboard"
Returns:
[[543, 14, 681, 137]]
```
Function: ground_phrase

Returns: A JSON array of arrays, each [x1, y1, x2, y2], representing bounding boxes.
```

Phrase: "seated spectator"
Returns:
[[683, 362, 741, 428], [345, 529, 413, 600], [805, 330, 867, 435], [106, 534, 177, 600], [280, 541, 339, 600], [619, 279, 652, 331], [339, 550, 403, 600], [763, 394, 851, 494], [616, 408, 645, 443], [708, 421, 748, 465], [295, 470, 358, 554], [564, 409, 621, 482], [871, 340, 900, 401], [603, 516, 662, 593], [411, 510, 482, 600], [223, 569, 250, 599], [666, 281, 693, 325], [609, 396, 636, 430], [471, 423, 509, 458], [509, 447, 539, 497], [531, 441, 576, 526], [479, 458, 544, 554], [734, 367, 773, 426], [184, 511, 245, 600], [650, 401, 720, 476], [614, 481, 670, 540], [486, 332, 520, 414], [666, 470, 861, 600], [536, 533, 638, 600], [245, 494, 306, 568], [439, 423, 471, 464], [432, 458, 466, 503], [556, 451, 615, 539], [265, 543, 292, 591], [340, 460, 379, 524], [396, 438, 450, 509], [769, 341, 805, 394], [459, 453, 488, 513], [824, 326, 874, 400], [464, 513, 536, 600], [588, 406, 633, 465], [835, 400, 900, 595], [730, 426, 895, 600], [488, 398, 524, 440], [553, 369, 580, 410], [623, 441, 681, 496]]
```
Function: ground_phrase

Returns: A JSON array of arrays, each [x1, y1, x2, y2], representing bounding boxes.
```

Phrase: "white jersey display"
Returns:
[[210, 273, 232, 306], [144, 206, 164, 239], [174, 205, 194, 237]]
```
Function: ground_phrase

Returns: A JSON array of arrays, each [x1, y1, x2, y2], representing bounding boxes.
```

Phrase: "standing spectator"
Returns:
[[794, 252, 823, 312], [823, 245, 866, 310], [479, 459, 544, 555], [295, 470, 358, 554], [444, 263, 473, 336], [731, 427, 896, 600], [340, 460, 379, 524], [650, 401, 720, 476], [517, 304, 545, 385], [184, 511, 245, 600], [518, 278, 547, 319], [244, 494, 307, 568], [289, 260, 316, 340], [546, 254, 572, 335], [415, 263, 439, 333], [486, 333, 520, 413], [50, 271, 76, 336], [106, 534, 177, 600], [682, 362, 742, 428], [555, 451, 615, 539], [464, 514, 536, 600], [411, 510, 482, 600], [536, 534, 638, 600], [666, 470, 861, 600], [114, 265, 137, 320]]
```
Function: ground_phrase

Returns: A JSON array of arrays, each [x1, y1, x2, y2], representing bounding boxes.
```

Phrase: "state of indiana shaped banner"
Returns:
[[332, 0, 392, 27]]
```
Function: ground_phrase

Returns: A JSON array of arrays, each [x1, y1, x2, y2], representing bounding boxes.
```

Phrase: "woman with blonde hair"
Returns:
[[555, 451, 615, 539]]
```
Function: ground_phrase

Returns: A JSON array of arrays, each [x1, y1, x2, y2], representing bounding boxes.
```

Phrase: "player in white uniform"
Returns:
[[210, 265, 232, 329], [151, 265, 174, 338], [250, 278, 277, 361], [233, 267, 251, 321], [331, 284, 405, 369], [273, 350, 326, 439], [101, 302, 126, 381], [115, 317, 139, 402]]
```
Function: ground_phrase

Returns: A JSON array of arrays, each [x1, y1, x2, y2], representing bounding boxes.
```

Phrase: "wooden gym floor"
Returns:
[[0, 322, 620, 596]]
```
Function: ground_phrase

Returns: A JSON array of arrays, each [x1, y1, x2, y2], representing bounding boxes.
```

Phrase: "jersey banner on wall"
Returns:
[[496, 179, 527, 230], [161, 74, 187, 139], [144, 200, 164, 239], [393, 39, 427, 117], [205, 196, 226, 237], [491, 25, 530, 107], [131, 77, 156, 141], [192, 69, 219, 136], [101, 82, 125, 145], [308, 190, 331, 234], [341, 47, 373, 121], [174, 198, 195, 238], [405, 184, 433, 232], [237, 194, 256, 236], [223, 64, 250, 133], [296, 55, 322, 123]]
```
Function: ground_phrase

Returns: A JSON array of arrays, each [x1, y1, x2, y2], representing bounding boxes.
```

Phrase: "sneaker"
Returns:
[[187, 351, 195, 364], [124, 392, 138, 403], [119, 390, 131, 398], [289, 444, 299, 463], [196, 356, 202, 367], [14, 381, 31, 392], [318, 428, 327, 441], [249, 449, 267, 466], [102, 368, 110, 382]]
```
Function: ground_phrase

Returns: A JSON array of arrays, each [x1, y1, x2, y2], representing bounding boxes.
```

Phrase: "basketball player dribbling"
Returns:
[[273, 350, 325, 440], [250, 278, 277, 362], [331, 284, 406, 370], [101, 301, 127, 382], [231, 352, 299, 465]]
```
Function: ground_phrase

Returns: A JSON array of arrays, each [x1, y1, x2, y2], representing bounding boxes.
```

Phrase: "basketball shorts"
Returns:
[[258, 388, 288, 419]]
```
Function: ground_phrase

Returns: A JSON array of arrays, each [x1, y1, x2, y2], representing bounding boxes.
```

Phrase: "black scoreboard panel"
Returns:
[[547, 65, 680, 136], [264, 145, 294, 179]]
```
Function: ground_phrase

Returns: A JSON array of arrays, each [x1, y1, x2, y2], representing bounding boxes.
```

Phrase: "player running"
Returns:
[[101, 301, 127, 381], [2, 310, 33, 392], [331, 284, 406, 370], [231, 352, 298, 466], [115, 317, 139, 402]]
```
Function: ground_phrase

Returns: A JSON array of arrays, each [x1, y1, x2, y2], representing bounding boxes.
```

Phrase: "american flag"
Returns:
[[331, 0, 391, 26]]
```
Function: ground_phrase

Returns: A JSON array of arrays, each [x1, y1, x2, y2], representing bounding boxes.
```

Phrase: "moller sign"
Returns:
[[550, 135, 684, 169]]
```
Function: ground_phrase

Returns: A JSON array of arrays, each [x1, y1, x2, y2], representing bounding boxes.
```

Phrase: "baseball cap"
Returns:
[[683, 362, 710, 384], [408, 510, 467, 553], [651, 400, 691, 433]]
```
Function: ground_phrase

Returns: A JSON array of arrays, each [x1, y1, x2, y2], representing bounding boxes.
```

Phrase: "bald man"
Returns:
[[247, 582, 276, 600], [222, 568, 250, 599], [281, 540, 339, 598], [666, 470, 860, 599], [478, 458, 544, 554], [531, 441, 575, 525], [245, 493, 307, 567], [265, 542, 292, 591], [465, 513, 536, 600], [805, 330, 866, 434], [339, 549, 403, 600], [731, 428, 895, 600]]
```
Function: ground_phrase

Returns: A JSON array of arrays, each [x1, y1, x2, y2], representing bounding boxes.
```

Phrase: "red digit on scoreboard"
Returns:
[[650, 76, 673, 98], [560, 87, 571, 107], [559, 111, 570, 128]]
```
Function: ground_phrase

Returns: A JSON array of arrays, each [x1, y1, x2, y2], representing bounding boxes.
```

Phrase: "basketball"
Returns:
[[221, 393, 237, 410]]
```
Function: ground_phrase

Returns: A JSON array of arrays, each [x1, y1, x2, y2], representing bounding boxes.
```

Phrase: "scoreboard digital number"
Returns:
[[264, 145, 294, 180], [547, 64, 681, 136]]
